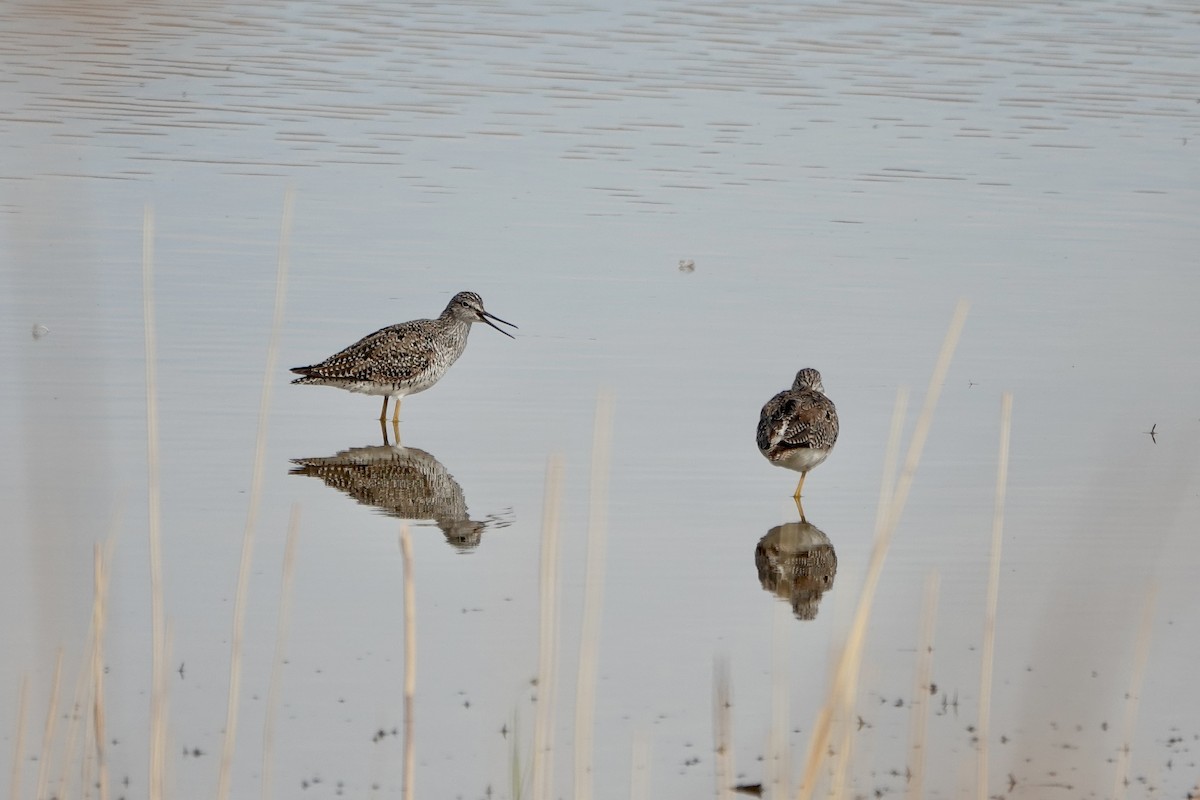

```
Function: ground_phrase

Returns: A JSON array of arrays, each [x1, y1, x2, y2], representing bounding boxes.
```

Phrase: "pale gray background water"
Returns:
[[3, 1, 1199, 798]]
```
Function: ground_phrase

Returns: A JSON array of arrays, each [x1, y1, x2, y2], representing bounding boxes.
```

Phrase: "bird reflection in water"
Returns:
[[754, 518, 837, 620], [290, 422, 501, 551]]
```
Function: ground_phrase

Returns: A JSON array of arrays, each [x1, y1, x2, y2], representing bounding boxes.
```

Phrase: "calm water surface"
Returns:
[[3, 1, 1199, 798]]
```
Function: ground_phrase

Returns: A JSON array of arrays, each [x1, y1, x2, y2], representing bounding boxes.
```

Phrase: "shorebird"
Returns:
[[291, 291, 516, 422], [290, 437, 489, 551], [757, 367, 839, 506]]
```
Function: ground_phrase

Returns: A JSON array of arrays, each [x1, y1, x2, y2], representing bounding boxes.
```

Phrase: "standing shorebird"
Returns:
[[291, 291, 516, 422], [757, 368, 839, 508]]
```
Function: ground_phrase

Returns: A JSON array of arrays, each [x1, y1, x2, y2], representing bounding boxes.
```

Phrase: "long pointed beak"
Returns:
[[479, 309, 517, 338]]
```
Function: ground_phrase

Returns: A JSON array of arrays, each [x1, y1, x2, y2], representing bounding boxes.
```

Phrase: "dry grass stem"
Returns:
[[906, 571, 941, 800], [977, 391, 1013, 799], [10, 675, 29, 800], [57, 541, 115, 800], [261, 504, 302, 800], [142, 205, 169, 800], [400, 526, 416, 800], [713, 658, 733, 800], [573, 391, 614, 800], [630, 728, 650, 800], [93, 541, 112, 800], [217, 188, 295, 800], [875, 388, 909, 534], [34, 650, 64, 800], [58, 639, 92, 799], [532, 456, 565, 800], [796, 300, 969, 800], [1113, 585, 1158, 800]]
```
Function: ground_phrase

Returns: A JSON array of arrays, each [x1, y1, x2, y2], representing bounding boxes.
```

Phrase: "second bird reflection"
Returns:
[[755, 518, 837, 621], [290, 422, 498, 551]]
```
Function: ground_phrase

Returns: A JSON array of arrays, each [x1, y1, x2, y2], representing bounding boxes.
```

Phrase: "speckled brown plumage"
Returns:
[[291, 291, 516, 422], [757, 367, 839, 505], [755, 520, 837, 621], [290, 444, 489, 550]]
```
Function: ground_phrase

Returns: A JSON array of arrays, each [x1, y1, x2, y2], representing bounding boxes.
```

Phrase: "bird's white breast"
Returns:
[[772, 448, 829, 473]]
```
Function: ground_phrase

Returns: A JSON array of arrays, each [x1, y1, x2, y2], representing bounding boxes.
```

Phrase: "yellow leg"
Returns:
[[379, 419, 402, 447], [379, 397, 389, 422], [792, 471, 808, 501], [391, 397, 402, 423], [793, 494, 807, 522]]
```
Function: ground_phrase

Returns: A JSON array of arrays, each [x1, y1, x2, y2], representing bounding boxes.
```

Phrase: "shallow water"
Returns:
[[3, 1, 1199, 797]]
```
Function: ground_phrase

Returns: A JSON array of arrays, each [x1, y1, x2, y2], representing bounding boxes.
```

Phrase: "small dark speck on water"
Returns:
[[678, 259, 695, 273]]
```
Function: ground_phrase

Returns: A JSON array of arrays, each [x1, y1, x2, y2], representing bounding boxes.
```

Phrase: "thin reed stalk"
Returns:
[[508, 711, 525, 800], [34, 650, 64, 800], [90, 541, 112, 800], [57, 541, 115, 800], [573, 391, 614, 800], [217, 188, 295, 800], [142, 205, 169, 800], [906, 571, 940, 800], [531, 456, 565, 800], [10, 675, 28, 800], [629, 728, 650, 800], [261, 505, 302, 800], [830, 387, 912, 795], [977, 392, 1012, 799], [875, 388, 909, 536], [828, 387, 911, 796], [57, 656, 88, 800], [796, 300, 969, 800], [400, 526, 416, 800], [1112, 585, 1157, 800], [713, 658, 733, 800]]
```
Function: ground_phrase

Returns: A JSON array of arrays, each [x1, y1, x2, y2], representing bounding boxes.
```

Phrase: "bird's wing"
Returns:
[[294, 321, 436, 382], [757, 391, 794, 452], [757, 390, 839, 452]]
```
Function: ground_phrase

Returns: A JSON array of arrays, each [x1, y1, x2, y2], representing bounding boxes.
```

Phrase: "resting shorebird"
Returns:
[[757, 368, 839, 505], [291, 291, 516, 422]]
